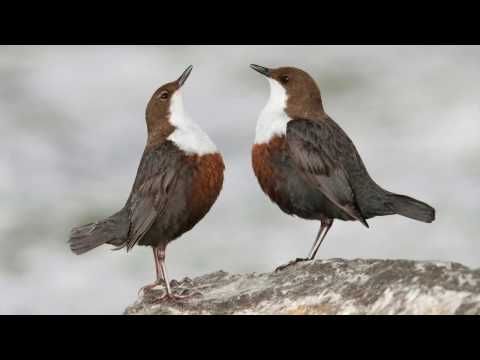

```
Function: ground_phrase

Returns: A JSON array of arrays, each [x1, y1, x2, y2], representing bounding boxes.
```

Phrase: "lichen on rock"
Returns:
[[124, 258, 480, 315]]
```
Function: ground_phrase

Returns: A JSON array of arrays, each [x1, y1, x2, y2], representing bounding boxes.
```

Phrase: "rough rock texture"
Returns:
[[125, 258, 480, 315]]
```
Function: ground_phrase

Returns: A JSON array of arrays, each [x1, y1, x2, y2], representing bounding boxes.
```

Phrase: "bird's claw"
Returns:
[[139, 276, 195, 297], [141, 277, 200, 304], [274, 257, 310, 272], [148, 289, 202, 304]]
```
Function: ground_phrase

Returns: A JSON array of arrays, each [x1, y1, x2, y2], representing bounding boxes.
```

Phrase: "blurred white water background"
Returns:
[[0, 45, 479, 314]]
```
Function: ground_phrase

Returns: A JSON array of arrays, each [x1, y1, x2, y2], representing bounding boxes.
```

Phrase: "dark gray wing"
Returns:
[[286, 118, 368, 227], [125, 141, 186, 250]]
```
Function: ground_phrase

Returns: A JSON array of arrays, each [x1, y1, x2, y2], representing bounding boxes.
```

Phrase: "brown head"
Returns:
[[250, 64, 325, 119], [145, 65, 193, 145]]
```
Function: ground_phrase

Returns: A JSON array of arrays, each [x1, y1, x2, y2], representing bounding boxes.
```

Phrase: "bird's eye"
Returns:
[[280, 75, 289, 83], [159, 91, 169, 100]]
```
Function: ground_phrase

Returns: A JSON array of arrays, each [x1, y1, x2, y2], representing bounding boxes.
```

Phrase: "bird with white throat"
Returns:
[[69, 65, 225, 301], [250, 64, 435, 271]]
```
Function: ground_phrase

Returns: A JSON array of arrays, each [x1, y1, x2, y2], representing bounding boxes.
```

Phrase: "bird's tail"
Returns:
[[68, 209, 130, 255], [388, 193, 435, 223]]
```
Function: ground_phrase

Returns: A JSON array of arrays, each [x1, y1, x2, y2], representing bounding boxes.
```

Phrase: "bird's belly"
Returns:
[[141, 152, 225, 247], [252, 138, 349, 221]]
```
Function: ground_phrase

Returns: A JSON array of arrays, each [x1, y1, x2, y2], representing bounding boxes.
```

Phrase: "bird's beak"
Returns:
[[250, 64, 270, 77], [177, 65, 193, 88]]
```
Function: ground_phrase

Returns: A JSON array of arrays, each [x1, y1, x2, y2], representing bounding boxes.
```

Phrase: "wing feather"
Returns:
[[124, 142, 185, 250], [286, 118, 368, 227]]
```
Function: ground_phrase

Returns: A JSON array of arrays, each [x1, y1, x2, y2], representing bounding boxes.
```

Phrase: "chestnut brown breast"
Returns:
[[184, 152, 225, 232], [252, 136, 295, 214]]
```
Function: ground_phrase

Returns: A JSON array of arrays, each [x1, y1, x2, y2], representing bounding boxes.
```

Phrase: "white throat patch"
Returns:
[[254, 78, 291, 144], [167, 91, 218, 156]]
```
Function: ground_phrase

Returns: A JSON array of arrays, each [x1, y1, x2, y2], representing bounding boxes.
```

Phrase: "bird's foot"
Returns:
[[275, 257, 310, 272], [142, 277, 201, 304], [149, 287, 202, 304], [138, 280, 166, 296]]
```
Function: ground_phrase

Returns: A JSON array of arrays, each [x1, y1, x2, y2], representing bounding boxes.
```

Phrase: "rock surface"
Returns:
[[125, 258, 480, 315]]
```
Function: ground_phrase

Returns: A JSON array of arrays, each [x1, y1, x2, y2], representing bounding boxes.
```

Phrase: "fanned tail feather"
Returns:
[[68, 209, 129, 255]]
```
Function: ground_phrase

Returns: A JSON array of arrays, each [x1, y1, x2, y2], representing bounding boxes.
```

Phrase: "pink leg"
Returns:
[[275, 217, 334, 272], [149, 245, 201, 303], [307, 218, 334, 260], [138, 247, 165, 296]]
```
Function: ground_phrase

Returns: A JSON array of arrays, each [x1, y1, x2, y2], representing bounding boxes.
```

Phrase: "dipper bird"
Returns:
[[69, 66, 225, 300], [250, 64, 435, 270]]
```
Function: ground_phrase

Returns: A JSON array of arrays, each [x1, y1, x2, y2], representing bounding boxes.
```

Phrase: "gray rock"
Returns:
[[124, 258, 480, 315]]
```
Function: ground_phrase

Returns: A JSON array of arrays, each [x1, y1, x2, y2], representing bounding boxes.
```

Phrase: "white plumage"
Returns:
[[167, 91, 218, 155], [254, 78, 291, 144]]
